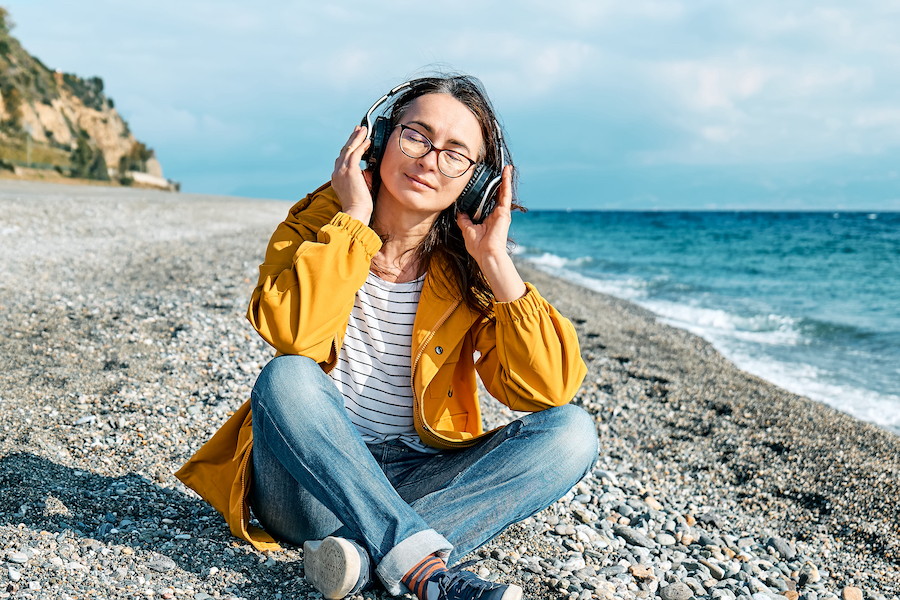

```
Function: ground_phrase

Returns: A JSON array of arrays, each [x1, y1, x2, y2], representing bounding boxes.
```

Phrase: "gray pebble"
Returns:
[[8, 552, 27, 564], [657, 533, 677, 546], [147, 554, 176, 572], [661, 582, 695, 600], [615, 526, 657, 548], [765, 537, 796, 560]]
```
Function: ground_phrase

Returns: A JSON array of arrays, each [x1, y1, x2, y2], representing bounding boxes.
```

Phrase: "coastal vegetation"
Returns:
[[0, 7, 171, 188]]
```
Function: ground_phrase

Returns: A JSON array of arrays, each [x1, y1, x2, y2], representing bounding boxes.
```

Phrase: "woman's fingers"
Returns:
[[336, 126, 368, 164], [494, 165, 513, 214]]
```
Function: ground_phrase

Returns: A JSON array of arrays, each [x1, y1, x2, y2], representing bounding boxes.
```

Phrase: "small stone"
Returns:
[[629, 565, 654, 580], [478, 567, 490, 578], [685, 514, 696, 527], [28, 582, 41, 591], [661, 582, 694, 600], [194, 594, 213, 600], [799, 563, 820, 585], [7, 552, 27, 564], [644, 496, 664, 511], [147, 555, 176, 572], [7, 568, 21, 583], [841, 588, 862, 600], [615, 526, 656, 548], [700, 559, 725, 580], [766, 538, 796, 560], [563, 556, 586, 571], [657, 533, 677, 546], [783, 592, 800, 600], [698, 513, 726, 528]]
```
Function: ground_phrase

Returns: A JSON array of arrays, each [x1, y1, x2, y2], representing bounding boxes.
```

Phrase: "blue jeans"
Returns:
[[249, 355, 598, 595]]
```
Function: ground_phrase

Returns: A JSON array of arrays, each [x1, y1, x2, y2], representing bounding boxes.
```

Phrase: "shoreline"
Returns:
[[1, 181, 897, 599], [515, 259, 900, 440]]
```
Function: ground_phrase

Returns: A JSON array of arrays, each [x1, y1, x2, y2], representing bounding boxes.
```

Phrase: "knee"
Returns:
[[252, 355, 332, 412], [545, 404, 599, 480]]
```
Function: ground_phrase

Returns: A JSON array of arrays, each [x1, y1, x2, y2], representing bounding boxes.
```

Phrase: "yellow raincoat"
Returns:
[[175, 183, 586, 551]]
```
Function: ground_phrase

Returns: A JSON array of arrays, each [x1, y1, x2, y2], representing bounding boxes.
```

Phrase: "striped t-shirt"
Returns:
[[329, 271, 437, 453]]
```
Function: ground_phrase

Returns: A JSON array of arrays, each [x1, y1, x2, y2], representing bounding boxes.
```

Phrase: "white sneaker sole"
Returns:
[[502, 583, 524, 600], [302, 537, 361, 599]]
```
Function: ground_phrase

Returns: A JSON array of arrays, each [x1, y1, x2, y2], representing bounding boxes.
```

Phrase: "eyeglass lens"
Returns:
[[398, 126, 472, 178]]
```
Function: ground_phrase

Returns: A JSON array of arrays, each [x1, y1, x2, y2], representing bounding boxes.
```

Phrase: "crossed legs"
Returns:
[[249, 355, 598, 594]]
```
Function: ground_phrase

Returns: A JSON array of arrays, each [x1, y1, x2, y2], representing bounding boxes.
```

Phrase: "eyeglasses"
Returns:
[[397, 124, 477, 179]]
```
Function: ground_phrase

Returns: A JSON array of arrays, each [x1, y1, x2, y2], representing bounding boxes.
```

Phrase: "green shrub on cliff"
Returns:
[[70, 130, 110, 181], [118, 141, 154, 174]]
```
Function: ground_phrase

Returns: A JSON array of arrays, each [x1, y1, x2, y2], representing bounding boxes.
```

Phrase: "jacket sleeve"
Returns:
[[473, 282, 587, 412], [247, 185, 382, 361]]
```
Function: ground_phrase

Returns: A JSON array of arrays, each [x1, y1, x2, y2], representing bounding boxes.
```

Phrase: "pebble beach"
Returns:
[[0, 181, 898, 600]]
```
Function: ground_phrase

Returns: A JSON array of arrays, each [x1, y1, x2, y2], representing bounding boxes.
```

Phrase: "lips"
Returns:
[[406, 173, 435, 190]]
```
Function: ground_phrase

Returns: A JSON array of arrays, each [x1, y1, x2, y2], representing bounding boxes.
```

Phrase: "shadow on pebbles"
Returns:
[[0, 181, 897, 599]]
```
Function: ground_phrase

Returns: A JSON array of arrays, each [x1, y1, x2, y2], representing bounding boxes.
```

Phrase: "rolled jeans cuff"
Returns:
[[376, 529, 452, 596]]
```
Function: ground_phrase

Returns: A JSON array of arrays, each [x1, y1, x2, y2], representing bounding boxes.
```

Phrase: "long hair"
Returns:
[[371, 73, 525, 315]]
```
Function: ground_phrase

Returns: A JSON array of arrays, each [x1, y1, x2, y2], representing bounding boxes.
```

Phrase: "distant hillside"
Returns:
[[0, 7, 173, 189]]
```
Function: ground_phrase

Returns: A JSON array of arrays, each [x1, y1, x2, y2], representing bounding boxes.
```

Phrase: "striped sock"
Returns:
[[401, 554, 448, 600]]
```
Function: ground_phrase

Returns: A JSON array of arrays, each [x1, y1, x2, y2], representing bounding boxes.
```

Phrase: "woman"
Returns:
[[176, 74, 598, 600]]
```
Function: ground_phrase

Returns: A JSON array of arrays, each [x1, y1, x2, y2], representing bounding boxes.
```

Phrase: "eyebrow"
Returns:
[[407, 120, 473, 155]]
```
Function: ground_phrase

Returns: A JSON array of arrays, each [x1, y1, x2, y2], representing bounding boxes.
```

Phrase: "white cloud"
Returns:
[[5, 0, 900, 206]]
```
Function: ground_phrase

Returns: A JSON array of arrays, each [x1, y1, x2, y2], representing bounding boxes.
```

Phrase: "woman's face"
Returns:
[[377, 93, 484, 218]]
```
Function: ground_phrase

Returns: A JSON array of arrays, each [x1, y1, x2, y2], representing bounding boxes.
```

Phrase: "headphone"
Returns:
[[360, 78, 506, 224]]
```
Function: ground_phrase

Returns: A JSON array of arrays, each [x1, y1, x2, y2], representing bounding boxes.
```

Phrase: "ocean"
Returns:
[[511, 211, 900, 436]]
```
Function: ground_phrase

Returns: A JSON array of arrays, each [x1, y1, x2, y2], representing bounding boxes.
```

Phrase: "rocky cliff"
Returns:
[[0, 7, 168, 187]]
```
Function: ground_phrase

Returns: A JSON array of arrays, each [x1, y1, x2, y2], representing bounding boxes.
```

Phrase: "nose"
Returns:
[[415, 146, 440, 172]]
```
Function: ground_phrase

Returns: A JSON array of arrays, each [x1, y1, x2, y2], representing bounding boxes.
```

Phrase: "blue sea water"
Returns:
[[511, 211, 900, 436]]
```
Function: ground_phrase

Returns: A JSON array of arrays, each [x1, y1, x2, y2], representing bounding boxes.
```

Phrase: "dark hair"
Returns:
[[372, 73, 525, 315]]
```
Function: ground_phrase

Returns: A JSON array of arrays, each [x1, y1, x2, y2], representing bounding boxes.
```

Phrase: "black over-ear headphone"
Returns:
[[361, 78, 507, 224]]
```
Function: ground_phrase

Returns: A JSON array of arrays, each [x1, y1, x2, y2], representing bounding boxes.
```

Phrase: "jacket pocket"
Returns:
[[434, 410, 468, 431], [427, 359, 458, 400]]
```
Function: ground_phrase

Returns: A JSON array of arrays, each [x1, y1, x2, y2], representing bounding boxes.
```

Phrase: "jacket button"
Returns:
[[435, 346, 443, 355]]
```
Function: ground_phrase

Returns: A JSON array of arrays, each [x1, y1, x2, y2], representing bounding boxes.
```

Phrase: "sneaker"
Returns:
[[302, 536, 369, 599], [427, 569, 523, 600]]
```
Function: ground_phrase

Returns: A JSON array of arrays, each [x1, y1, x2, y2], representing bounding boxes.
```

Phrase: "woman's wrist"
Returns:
[[343, 204, 372, 225], [479, 253, 527, 302]]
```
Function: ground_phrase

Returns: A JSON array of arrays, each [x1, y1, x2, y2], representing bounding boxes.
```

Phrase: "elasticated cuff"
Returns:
[[320, 212, 383, 258], [493, 282, 546, 323]]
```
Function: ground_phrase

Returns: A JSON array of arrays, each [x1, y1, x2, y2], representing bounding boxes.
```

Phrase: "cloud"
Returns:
[[5, 0, 900, 207]]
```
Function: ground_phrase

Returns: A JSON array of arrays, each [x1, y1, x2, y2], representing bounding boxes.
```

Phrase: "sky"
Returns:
[[5, 0, 900, 210]]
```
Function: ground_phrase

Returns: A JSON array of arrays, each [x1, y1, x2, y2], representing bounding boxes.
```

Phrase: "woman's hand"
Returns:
[[457, 166, 527, 302], [332, 125, 373, 224]]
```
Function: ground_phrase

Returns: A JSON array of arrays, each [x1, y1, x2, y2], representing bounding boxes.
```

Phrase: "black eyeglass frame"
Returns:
[[396, 124, 478, 179]]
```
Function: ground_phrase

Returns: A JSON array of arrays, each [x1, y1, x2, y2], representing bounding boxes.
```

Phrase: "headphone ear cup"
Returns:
[[364, 116, 391, 171], [456, 165, 502, 224]]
